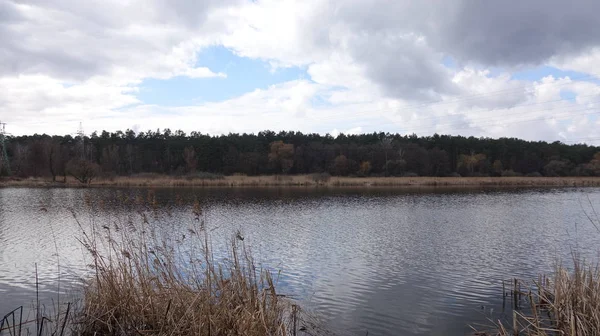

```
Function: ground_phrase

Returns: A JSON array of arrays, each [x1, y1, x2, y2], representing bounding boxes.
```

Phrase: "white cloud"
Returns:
[[1, 75, 139, 135], [451, 69, 530, 109], [0, 0, 226, 83], [2, 0, 600, 146], [551, 48, 600, 77]]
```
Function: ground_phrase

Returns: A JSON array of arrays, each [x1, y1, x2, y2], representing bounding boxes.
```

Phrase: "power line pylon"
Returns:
[[0, 121, 11, 176], [77, 122, 85, 159]]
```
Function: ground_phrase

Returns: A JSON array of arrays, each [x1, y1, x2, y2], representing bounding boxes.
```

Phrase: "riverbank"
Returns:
[[1, 206, 322, 336], [477, 259, 600, 335], [2, 175, 600, 188]]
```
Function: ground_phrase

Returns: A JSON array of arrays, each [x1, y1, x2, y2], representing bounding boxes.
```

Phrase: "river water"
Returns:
[[1, 187, 600, 335]]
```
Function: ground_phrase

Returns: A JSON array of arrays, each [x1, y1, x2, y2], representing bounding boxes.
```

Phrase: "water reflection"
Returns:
[[0, 187, 599, 335]]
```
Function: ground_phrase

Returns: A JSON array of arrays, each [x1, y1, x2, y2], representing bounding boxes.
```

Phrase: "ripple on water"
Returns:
[[2, 187, 600, 336]]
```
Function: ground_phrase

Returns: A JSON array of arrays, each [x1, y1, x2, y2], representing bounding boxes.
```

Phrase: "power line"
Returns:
[[560, 135, 600, 143], [77, 122, 86, 159], [353, 106, 600, 138], [310, 93, 600, 126], [311, 72, 600, 121], [388, 71, 600, 111], [397, 102, 600, 134], [6, 70, 600, 130], [321, 96, 600, 136], [563, 138, 600, 144], [0, 121, 11, 176]]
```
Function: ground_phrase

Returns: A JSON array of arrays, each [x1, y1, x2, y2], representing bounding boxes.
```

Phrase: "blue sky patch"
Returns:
[[136, 46, 308, 106], [441, 55, 457, 69], [559, 90, 577, 102], [511, 65, 587, 81]]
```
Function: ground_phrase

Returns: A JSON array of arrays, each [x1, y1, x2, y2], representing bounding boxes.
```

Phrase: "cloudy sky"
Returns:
[[2, 0, 600, 143]]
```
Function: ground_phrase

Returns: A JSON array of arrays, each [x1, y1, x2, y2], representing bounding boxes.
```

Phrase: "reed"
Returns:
[[3, 175, 600, 188], [475, 199, 600, 336], [2, 202, 322, 335], [71, 210, 311, 336], [476, 259, 600, 336]]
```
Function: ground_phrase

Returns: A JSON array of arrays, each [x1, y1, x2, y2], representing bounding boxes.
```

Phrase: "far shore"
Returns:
[[2, 175, 600, 188]]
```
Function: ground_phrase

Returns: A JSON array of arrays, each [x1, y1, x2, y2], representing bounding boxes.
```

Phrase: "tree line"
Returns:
[[2, 129, 600, 182]]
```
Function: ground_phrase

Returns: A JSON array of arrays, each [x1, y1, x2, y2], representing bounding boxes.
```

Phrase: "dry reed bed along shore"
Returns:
[[476, 202, 600, 336], [475, 260, 600, 336], [2, 175, 600, 188], [2, 202, 326, 336], [76, 220, 292, 336]]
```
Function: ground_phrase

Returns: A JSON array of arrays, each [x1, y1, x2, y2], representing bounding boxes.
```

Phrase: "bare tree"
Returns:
[[183, 146, 198, 173], [66, 158, 101, 184]]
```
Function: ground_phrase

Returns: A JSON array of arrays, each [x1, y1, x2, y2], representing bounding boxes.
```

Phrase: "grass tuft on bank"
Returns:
[[73, 211, 306, 336], [476, 259, 600, 336], [3, 175, 600, 188], [477, 202, 600, 336], [2, 200, 322, 336]]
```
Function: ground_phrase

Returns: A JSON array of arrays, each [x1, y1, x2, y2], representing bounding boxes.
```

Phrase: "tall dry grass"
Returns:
[[476, 260, 600, 336], [2, 196, 326, 336], [3, 175, 600, 188], [71, 208, 311, 336], [478, 200, 600, 336]]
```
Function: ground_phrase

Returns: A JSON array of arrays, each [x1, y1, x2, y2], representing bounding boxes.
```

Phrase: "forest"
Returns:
[[2, 129, 600, 181]]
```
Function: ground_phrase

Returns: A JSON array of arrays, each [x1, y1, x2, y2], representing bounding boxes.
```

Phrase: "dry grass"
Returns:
[[329, 176, 600, 187], [2, 175, 600, 188], [476, 201, 600, 336], [69, 205, 320, 336], [2, 198, 326, 336], [477, 260, 600, 336]]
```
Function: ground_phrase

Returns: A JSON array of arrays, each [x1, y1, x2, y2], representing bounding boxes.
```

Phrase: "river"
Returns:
[[1, 187, 599, 335]]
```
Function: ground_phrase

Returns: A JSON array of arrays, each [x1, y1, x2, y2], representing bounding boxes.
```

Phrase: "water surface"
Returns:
[[1, 187, 599, 335]]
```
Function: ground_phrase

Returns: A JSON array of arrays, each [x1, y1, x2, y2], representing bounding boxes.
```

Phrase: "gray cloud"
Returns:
[[434, 0, 600, 66], [3, 0, 600, 142], [329, 0, 600, 67], [295, 0, 600, 100], [281, 1, 458, 101], [0, 0, 21, 22], [348, 33, 459, 101], [6, 0, 600, 89], [0, 0, 229, 81], [0, 40, 103, 81], [153, 0, 242, 28]]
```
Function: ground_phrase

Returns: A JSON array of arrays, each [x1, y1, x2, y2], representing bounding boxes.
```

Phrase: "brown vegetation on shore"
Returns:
[[2, 174, 600, 188], [476, 260, 600, 336], [476, 201, 600, 336], [2, 202, 324, 336], [74, 214, 301, 336]]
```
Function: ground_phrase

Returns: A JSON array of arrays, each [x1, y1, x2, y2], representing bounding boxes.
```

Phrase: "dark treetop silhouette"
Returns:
[[3, 130, 600, 179]]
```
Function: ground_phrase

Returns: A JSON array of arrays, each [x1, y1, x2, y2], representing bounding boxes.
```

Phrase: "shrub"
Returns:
[[66, 159, 101, 184]]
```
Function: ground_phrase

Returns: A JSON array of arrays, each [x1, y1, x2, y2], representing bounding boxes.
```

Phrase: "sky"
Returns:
[[1, 0, 600, 144]]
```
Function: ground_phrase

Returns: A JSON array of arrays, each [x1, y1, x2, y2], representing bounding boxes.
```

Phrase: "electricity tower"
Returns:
[[0, 121, 11, 176], [77, 122, 85, 159]]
